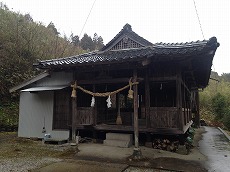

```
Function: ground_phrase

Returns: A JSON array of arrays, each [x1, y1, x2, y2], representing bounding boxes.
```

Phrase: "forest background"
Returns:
[[0, 4, 103, 130], [0, 4, 230, 131]]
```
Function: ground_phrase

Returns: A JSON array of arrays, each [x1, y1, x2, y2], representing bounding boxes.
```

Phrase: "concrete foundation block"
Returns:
[[104, 133, 133, 148], [106, 133, 133, 141], [104, 139, 132, 148]]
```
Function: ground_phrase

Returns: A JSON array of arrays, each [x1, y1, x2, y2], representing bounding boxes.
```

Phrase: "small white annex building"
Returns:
[[10, 71, 72, 140]]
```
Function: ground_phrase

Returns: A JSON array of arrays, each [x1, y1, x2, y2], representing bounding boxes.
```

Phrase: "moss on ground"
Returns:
[[0, 132, 75, 159]]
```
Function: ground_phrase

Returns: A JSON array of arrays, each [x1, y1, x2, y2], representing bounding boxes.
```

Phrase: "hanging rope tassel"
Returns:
[[106, 95, 112, 108], [91, 96, 95, 107], [71, 81, 77, 98], [128, 78, 134, 99]]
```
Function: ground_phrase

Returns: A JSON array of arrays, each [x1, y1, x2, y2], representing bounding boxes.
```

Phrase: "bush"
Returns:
[[211, 93, 228, 120], [222, 108, 230, 130], [0, 103, 18, 131]]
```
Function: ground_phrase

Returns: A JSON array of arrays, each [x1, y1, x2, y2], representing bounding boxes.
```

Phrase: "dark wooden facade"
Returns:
[[36, 24, 219, 135], [52, 63, 200, 134]]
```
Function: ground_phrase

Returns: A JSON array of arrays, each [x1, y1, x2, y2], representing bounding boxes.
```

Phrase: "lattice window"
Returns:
[[111, 37, 142, 50]]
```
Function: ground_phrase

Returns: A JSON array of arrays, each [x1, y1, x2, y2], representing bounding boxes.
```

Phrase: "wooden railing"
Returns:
[[183, 108, 192, 125], [149, 107, 178, 128], [76, 107, 94, 125]]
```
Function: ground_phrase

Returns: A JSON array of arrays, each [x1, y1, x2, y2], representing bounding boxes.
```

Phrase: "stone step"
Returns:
[[104, 139, 132, 148], [104, 133, 133, 148], [106, 133, 133, 141]]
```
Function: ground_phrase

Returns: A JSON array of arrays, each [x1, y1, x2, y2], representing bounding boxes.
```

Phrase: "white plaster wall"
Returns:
[[18, 71, 72, 139], [36, 72, 73, 86], [18, 91, 70, 139], [18, 91, 54, 138]]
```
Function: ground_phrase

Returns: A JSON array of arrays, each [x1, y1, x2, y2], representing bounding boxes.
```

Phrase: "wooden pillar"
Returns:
[[183, 84, 187, 124], [132, 69, 143, 159], [176, 75, 183, 131], [72, 97, 77, 142], [133, 69, 139, 148], [189, 92, 192, 121], [116, 93, 120, 114], [145, 68, 150, 128], [93, 84, 97, 125], [194, 91, 200, 127], [92, 84, 97, 142]]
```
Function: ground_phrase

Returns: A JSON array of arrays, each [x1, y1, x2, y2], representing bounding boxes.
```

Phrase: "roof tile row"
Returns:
[[34, 37, 219, 69]]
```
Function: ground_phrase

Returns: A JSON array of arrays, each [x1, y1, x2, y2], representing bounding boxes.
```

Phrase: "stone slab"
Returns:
[[106, 133, 133, 142], [104, 139, 132, 148]]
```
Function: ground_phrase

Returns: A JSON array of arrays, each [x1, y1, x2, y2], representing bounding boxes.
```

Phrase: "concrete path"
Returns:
[[199, 126, 230, 172], [33, 134, 207, 172]]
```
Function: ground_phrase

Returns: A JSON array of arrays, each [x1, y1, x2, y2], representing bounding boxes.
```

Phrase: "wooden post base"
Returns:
[[131, 147, 143, 160]]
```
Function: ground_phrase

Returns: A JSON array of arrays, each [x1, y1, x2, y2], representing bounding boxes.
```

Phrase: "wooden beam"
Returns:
[[78, 77, 144, 85], [56, 60, 143, 71], [92, 124, 185, 134], [149, 76, 177, 82]]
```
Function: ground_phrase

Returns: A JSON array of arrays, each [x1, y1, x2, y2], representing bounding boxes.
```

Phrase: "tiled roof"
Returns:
[[34, 37, 219, 69]]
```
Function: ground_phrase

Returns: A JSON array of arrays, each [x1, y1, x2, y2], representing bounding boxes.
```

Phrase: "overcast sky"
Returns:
[[2, 0, 230, 74]]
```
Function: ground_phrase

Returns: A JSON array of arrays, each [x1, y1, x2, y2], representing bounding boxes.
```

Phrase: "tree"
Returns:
[[97, 36, 104, 50], [24, 13, 33, 22], [47, 22, 59, 35], [93, 33, 98, 43], [221, 73, 230, 82], [93, 33, 104, 50], [0, 4, 106, 130], [71, 35, 80, 46], [80, 33, 94, 51], [0, 2, 8, 10], [0, 6, 86, 130]]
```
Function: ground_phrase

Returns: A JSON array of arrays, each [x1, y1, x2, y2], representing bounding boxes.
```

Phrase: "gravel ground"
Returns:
[[0, 157, 61, 172], [0, 132, 72, 172]]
